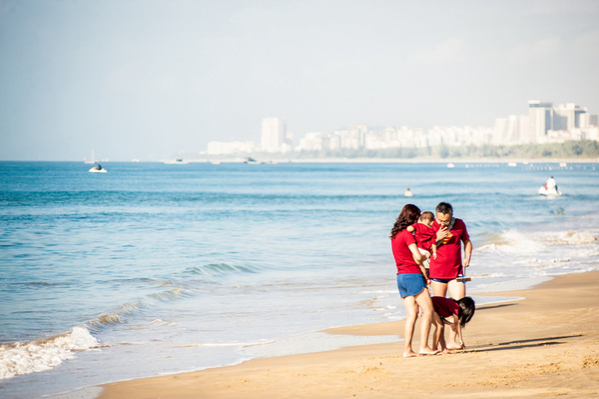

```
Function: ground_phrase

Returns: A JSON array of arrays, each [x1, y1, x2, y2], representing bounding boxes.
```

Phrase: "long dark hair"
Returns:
[[390, 204, 421, 239], [457, 296, 475, 327]]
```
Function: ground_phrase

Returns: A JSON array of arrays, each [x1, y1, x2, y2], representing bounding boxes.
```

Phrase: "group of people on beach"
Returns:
[[390, 202, 475, 357]]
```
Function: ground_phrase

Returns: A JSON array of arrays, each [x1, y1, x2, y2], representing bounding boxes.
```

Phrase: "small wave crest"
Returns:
[[477, 228, 598, 255], [477, 229, 545, 255], [0, 326, 99, 380], [86, 287, 185, 331], [185, 263, 263, 280], [548, 231, 598, 245]]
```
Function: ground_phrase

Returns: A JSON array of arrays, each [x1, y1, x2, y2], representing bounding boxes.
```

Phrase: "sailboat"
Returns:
[[84, 149, 98, 164]]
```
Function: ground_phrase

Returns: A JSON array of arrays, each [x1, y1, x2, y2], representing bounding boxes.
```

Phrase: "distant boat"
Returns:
[[244, 157, 262, 164], [508, 162, 517, 167], [210, 161, 222, 165], [164, 159, 188, 164], [84, 149, 98, 164], [538, 186, 561, 196], [131, 159, 140, 163], [89, 164, 106, 173], [559, 162, 567, 167], [447, 163, 455, 168]]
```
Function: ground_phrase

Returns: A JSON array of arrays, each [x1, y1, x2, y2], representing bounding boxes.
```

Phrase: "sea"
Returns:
[[1, 160, 598, 398]]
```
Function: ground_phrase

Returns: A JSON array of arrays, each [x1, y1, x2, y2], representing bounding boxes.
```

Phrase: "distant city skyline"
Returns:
[[205, 100, 598, 156], [1, 1, 599, 161]]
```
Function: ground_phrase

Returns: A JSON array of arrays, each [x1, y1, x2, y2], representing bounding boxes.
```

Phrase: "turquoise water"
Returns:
[[1, 161, 598, 397]]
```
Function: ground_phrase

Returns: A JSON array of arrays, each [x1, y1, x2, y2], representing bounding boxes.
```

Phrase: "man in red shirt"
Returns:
[[429, 202, 472, 301]]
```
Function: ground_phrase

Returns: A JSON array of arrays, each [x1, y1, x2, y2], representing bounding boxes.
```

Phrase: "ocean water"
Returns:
[[1, 161, 598, 398]]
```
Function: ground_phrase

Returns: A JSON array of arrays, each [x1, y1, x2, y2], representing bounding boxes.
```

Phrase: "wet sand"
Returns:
[[99, 271, 599, 398]]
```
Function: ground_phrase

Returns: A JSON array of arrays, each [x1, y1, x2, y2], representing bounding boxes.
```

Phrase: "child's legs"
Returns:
[[431, 312, 445, 350], [418, 248, 431, 268]]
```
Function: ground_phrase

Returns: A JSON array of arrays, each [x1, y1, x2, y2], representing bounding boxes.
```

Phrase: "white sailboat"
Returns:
[[84, 149, 98, 164]]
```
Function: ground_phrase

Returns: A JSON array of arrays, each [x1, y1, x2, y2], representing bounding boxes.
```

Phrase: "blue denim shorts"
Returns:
[[396, 273, 426, 298]]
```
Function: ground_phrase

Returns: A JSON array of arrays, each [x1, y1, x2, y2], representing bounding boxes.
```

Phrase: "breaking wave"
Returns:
[[0, 327, 99, 380]]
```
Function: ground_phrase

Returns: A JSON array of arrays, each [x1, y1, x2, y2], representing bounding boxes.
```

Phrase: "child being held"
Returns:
[[407, 211, 437, 270], [431, 296, 475, 352]]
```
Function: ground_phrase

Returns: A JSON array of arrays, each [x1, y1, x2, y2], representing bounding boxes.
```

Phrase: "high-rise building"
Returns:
[[528, 101, 553, 143], [554, 103, 587, 131], [347, 122, 367, 148], [261, 117, 286, 152], [580, 113, 599, 128]]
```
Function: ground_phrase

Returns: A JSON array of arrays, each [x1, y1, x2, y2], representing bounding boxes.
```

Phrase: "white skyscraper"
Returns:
[[580, 113, 599, 128], [528, 101, 553, 143], [554, 103, 587, 131], [261, 117, 286, 152]]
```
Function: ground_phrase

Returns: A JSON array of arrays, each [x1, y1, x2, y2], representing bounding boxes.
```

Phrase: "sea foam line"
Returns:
[[0, 326, 99, 380]]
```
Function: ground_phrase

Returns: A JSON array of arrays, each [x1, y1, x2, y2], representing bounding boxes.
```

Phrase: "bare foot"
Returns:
[[441, 348, 457, 355], [403, 351, 420, 358], [419, 347, 440, 355]]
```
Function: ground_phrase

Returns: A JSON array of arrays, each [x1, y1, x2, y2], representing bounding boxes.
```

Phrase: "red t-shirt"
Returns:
[[429, 218, 470, 279], [432, 296, 459, 318], [412, 222, 435, 252], [391, 229, 422, 275]]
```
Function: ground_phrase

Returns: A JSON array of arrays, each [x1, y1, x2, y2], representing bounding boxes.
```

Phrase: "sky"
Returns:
[[1, 0, 598, 161]]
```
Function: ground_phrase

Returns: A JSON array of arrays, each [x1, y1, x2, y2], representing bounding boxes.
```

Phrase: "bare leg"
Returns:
[[446, 324, 463, 350], [447, 279, 466, 349], [414, 289, 439, 355], [447, 279, 465, 300], [431, 312, 445, 351], [401, 295, 419, 358], [434, 320, 456, 354], [431, 280, 448, 297]]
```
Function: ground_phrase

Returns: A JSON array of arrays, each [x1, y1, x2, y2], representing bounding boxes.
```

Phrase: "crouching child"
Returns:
[[431, 296, 475, 352]]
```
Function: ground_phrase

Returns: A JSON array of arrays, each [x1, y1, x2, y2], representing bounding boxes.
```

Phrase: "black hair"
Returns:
[[436, 202, 453, 215], [456, 296, 475, 327]]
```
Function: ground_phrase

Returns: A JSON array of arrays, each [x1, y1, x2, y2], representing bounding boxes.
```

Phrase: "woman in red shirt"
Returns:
[[390, 204, 439, 357]]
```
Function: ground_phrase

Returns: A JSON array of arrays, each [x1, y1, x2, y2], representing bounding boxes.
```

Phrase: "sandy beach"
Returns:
[[99, 271, 599, 399]]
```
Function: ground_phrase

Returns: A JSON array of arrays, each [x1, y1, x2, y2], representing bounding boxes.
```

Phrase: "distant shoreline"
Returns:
[[188, 157, 599, 164], [1, 158, 598, 163]]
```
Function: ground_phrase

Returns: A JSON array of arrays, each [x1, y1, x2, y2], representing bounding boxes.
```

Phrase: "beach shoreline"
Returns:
[[187, 157, 599, 164], [97, 271, 599, 399]]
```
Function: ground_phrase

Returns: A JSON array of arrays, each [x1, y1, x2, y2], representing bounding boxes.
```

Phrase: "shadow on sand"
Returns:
[[464, 334, 584, 353]]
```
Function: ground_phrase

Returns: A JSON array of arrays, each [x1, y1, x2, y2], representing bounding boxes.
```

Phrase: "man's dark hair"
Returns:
[[436, 202, 453, 215]]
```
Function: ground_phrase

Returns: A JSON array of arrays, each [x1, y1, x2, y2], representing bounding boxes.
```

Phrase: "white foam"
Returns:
[[178, 339, 274, 348], [551, 231, 598, 245], [478, 229, 546, 255], [0, 327, 99, 380]]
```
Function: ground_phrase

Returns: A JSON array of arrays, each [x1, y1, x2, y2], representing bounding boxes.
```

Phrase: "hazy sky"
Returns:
[[1, 0, 598, 161]]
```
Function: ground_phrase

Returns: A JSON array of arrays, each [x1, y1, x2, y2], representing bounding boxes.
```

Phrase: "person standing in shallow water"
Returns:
[[390, 204, 439, 357]]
